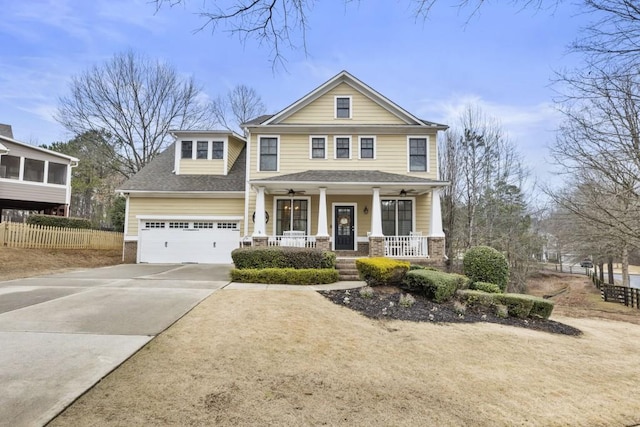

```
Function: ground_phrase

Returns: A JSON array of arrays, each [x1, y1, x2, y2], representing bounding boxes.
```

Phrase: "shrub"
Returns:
[[409, 264, 438, 271], [355, 257, 410, 286], [463, 246, 509, 292], [456, 289, 496, 310], [470, 281, 502, 294], [493, 293, 535, 318], [495, 304, 509, 318], [359, 286, 375, 298], [230, 268, 339, 285], [399, 293, 416, 307], [27, 214, 92, 229], [403, 269, 461, 303], [523, 295, 554, 319], [231, 247, 335, 270]]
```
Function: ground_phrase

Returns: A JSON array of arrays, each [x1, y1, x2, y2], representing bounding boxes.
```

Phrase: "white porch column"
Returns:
[[253, 186, 266, 236], [317, 187, 329, 237], [370, 187, 383, 237], [429, 188, 445, 237]]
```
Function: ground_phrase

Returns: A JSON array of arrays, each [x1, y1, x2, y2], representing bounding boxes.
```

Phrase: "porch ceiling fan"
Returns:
[[399, 189, 416, 197], [277, 188, 306, 197]]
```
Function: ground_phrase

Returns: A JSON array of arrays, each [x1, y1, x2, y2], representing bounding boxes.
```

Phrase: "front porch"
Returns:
[[247, 176, 447, 263]]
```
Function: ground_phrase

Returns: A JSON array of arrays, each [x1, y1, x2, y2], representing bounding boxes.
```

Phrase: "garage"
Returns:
[[138, 220, 240, 264]]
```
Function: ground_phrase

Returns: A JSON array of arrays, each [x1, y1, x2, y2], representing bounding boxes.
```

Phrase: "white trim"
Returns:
[[244, 128, 251, 237], [18, 157, 24, 181], [331, 202, 357, 251], [136, 215, 243, 221], [308, 135, 328, 160], [333, 136, 352, 160], [334, 95, 352, 119], [257, 134, 280, 172], [0, 134, 79, 162], [124, 236, 139, 242], [407, 135, 430, 173], [358, 135, 376, 160], [124, 194, 130, 236], [121, 191, 244, 198], [272, 195, 312, 236]]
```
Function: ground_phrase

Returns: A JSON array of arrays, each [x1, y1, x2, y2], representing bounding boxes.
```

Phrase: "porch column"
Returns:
[[429, 189, 445, 237], [370, 187, 383, 237], [317, 187, 329, 237], [253, 186, 266, 236]]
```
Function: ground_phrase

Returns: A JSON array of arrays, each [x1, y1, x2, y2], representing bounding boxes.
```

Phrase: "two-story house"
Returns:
[[0, 124, 78, 220], [119, 71, 448, 264]]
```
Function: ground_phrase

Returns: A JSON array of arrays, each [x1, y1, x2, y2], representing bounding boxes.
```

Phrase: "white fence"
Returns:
[[384, 235, 428, 258]]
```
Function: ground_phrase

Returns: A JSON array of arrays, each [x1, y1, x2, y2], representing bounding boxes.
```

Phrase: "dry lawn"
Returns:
[[0, 247, 121, 280], [50, 285, 640, 426]]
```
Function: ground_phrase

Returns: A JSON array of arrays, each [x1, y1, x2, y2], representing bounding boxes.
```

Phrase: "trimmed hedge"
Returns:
[[230, 268, 339, 285], [470, 281, 502, 294], [409, 264, 438, 271], [456, 290, 554, 320], [403, 269, 462, 303], [463, 246, 510, 292], [231, 247, 336, 270], [27, 214, 92, 229], [355, 257, 410, 286]]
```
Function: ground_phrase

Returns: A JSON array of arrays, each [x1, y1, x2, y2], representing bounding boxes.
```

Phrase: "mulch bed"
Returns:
[[320, 287, 582, 336]]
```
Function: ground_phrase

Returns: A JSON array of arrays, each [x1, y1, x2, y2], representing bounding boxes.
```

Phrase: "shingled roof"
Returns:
[[250, 170, 447, 184], [118, 143, 246, 192]]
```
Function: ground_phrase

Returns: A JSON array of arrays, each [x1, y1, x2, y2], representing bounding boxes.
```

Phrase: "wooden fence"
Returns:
[[0, 222, 123, 250], [589, 271, 640, 309]]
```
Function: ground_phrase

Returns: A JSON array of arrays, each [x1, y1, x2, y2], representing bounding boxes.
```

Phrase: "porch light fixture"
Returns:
[[288, 189, 295, 197], [400, 189, 407, 197], [363, 206, 369, 214]]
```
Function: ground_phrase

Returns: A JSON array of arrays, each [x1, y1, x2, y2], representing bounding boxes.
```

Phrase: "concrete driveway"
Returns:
[[0, 263, 232, 427]]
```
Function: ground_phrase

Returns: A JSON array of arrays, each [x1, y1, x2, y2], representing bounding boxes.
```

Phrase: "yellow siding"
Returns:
[[250, 133, 438, 180], [281, 83, 406, 125], [415, 193, 431, 234], [127, 197, 244, 236], [179, 159, 225, 175], [227, 138, 244, 173]]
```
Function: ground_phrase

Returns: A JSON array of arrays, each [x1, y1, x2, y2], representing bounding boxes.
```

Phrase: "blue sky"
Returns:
[[0, 0, 590, 184]]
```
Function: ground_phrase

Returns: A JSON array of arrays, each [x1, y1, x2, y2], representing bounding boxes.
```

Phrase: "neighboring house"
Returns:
[[0, 124, 78, 219], [118, 71, 449, 264]]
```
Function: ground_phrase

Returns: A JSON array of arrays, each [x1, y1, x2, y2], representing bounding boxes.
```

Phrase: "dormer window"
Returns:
[[196, 141, 208, 159], [335, 96, 351, 119], [212, 141, 224, 159], [181, 141, 193, 159]]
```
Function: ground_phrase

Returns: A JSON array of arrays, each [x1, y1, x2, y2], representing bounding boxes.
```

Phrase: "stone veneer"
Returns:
[[123, 241, 137, 263]]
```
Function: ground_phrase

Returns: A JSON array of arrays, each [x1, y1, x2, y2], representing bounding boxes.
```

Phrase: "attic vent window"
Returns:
[[336, 96, 351, 119]]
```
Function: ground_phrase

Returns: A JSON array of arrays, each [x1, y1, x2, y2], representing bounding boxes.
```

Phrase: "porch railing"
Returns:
[[268, 234, 317, 248], [384, 236, 428, 258]]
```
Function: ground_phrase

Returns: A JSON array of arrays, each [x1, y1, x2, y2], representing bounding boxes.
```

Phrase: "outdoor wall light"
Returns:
[[363, 206, 369, 214]]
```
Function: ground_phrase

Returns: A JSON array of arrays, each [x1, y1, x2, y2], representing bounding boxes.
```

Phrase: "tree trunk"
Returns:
[[598, 262, 604, 283], [621, 243, 629, 287], [607, 257, 614, 284]]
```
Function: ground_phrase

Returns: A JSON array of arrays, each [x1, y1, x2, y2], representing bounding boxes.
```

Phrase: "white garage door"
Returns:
[[139, 220, 240, 264]]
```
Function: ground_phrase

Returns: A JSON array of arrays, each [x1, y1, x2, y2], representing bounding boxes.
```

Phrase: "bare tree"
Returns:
[[211, 84, 266, 132], [549, 66, 640, 285], [56, 51, 213, 178]]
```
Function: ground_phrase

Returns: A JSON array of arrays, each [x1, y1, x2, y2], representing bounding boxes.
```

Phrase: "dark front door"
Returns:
[[334, 206, 355, 250]]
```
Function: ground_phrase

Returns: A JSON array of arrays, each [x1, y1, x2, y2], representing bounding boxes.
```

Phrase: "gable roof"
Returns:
[[255, 71, 447, 129], [0, 134, 79, 163], [118, 143, 246, 193]]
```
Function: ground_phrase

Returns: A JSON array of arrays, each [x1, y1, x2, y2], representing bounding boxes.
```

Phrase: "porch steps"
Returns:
[[336, 257, 361, 281]]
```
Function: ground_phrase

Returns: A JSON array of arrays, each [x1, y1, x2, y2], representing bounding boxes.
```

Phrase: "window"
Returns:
[[169, 222, 189, 229], [196, 141, 208, 159], [48, 162, 67, 185], [193, 222, 215, 229], [212, 141, 224, 159], [409, 138, 428, 172], [276, 199, 308, 235], [359, 137, 375, 159], [0, 155, 20, 180], [310, 136, 326, 159], [24, 158, 44, 182], [335, 137, 350, 159], [259, 137, 278, 171], [217, 222, 238, 229], [181, 141, 193, 159], [145, 222, 165, 229], [336, 96, 351, 118], [381, 199, 413, 236]]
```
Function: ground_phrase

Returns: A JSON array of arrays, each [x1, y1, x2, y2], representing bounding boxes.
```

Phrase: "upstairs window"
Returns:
[[336, 96, 351, 118], [0, 155, 20, 180], [48, 162, 67, 185], [24, 158, 44, 182], [335, 137, 351, 159], [310, 136, 326, 159], [181, 141, 193, 159], [196, 141, 208, 159], [359, 137, 375, 159], [259, 137, 278, 171], [212, 141, 224, 159], [409, 138, 428, 172]]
